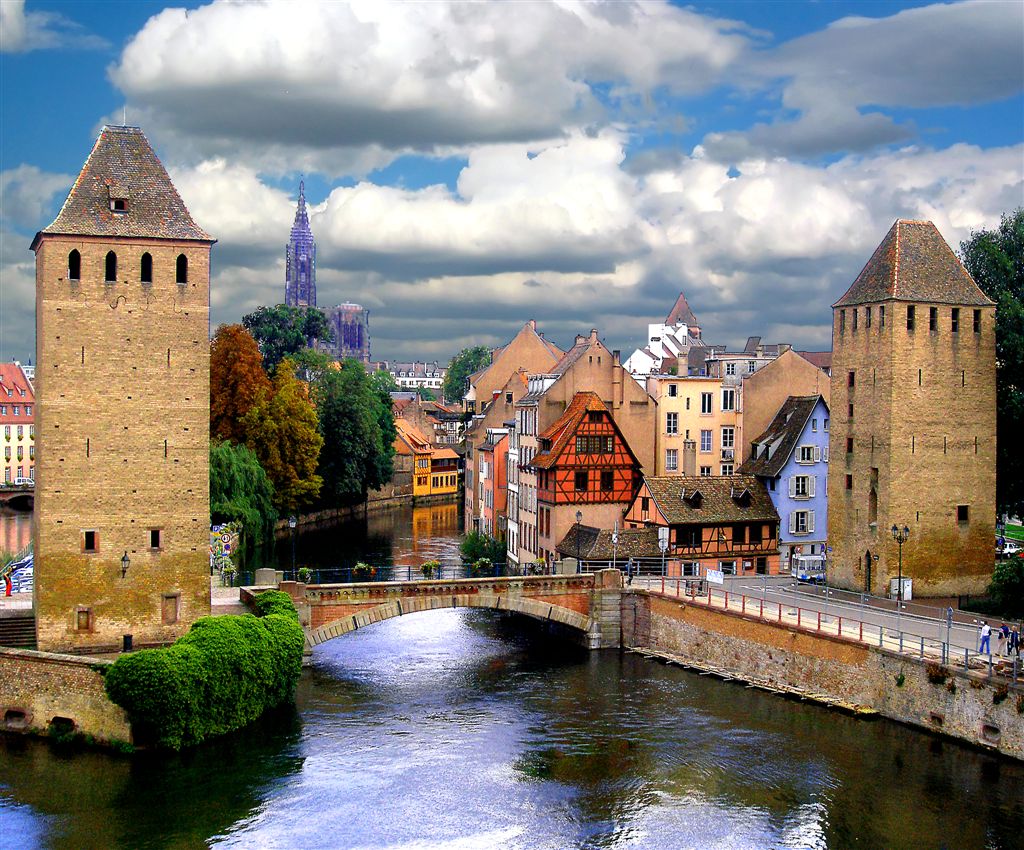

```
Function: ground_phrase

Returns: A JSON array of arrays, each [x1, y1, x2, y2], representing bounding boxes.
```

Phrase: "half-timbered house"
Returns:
[[624, 475, 781, 577], [527, 392, 643, 564]]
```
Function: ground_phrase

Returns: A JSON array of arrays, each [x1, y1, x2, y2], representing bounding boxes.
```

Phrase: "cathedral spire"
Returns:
[[285, 179, 316, 307]]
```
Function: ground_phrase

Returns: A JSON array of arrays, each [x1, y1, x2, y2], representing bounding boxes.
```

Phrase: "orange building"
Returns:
[[395, 420, 434, 498], [528, 392, 643, 565], [625, 475, 781, 578]]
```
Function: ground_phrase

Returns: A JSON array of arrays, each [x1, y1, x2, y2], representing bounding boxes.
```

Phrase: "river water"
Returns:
[[2, 502, 1023, 850]]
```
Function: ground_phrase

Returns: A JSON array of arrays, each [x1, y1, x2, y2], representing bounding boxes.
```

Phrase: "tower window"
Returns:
[[82, 530, 98, 553], [176, 254, 188, 284], [846, 437, 853, 453], [140, 252, 153, 283], [104, 251, 117, 282], [853, 309, 858, 331], [67, 249, 81, 281], [848, 370, 855, 388], [150, 528, 163, 550], [907, 305, 915, 331], [973, 310, 981, 333], [866, 306, 872, 328], [929, 307, 937, 331], [951, 308, 960, 333], [845, 474, 853, 490], [879, 305, 885, 328], [957, 505, 969, 524], [839, 310, 846, 333]]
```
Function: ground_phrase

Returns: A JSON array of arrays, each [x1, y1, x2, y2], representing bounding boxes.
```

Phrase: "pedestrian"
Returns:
[[979, 620, 991, 655], [998, 623, 1010, 657], [626, 558, 634, 586], [3, 571, 11, 597], [1009, 624, 1021, 658]]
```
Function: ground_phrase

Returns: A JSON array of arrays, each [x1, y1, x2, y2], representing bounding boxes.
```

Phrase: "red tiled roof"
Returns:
[[0, 364, 34, 423], [795, 351, 832, 371], [529, 392, 639, 471], [834, 220, 993, 308], [665, 291, 699, 326]]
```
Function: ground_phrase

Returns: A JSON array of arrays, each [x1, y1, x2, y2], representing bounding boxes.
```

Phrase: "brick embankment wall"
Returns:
[[623, 592, 1024, 761], [0, 647, 131, 745]]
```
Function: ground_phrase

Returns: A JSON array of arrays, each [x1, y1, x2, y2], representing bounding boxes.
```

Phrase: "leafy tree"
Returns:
[[210, 441, 277, 550], [210, 324, 271, 443], [371, 369, 400, 394], [242, 304, 333, 373], [241, 358, 323, 512], [961, 209, 1024, 518], [460, 531, 505, 564], [416, 387, 437, 402], [313, 360, 396, 505], [987, 557, 1024, 618], [442, 345, 491, 405]]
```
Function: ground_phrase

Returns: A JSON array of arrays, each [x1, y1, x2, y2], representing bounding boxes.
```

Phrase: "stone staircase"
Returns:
[[0, 613, 36, 649]]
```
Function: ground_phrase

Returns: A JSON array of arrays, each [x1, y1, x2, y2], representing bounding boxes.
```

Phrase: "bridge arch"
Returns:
[[306, 591, 592, 648]]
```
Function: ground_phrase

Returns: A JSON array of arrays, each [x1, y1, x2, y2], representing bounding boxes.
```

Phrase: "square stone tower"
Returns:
[[828, 220, 996, 597], [30, 126, 214, 652]]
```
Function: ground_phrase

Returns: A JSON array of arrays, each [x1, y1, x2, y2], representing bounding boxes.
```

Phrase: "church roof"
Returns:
[[34, 126, 212, 247], [834, 220, 993, 308], [289, 180, 315, 249], [665, 292, 699, 326]]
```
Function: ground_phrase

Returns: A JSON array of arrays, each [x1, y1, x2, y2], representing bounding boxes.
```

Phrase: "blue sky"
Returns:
[[1, 0, 1022, 365]]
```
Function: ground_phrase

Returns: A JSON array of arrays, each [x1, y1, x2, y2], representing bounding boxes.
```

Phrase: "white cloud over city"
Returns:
[[1, 0, 1021, 363]]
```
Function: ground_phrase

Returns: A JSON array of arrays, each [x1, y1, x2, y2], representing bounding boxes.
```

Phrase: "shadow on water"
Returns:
[[0, 706, 304, 850]]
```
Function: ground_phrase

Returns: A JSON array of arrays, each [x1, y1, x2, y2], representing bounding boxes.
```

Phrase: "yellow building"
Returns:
[[646, 375, 740, 477], [1, 363, 35, 485], [395, 420, 434, 498], [430, 448, 460, 496]]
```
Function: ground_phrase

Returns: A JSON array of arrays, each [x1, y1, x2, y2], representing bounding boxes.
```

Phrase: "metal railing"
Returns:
[[229, 561, 519, 587], [642, 577, 1023, 684]]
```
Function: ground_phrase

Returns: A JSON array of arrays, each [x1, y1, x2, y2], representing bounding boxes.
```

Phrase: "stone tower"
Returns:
[[827, 220, 996, 598], [30, 125, 214, 652], [285, 180, 316, 307]]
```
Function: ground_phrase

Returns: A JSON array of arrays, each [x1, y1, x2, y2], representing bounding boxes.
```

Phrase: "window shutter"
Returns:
[[808, 511, 815, 533], [808, 475, 816, 497], [789, 511, 797, 534], [814, 446, 821, 462], [823, 445, 829, 462], [788, 476, 796, 498]]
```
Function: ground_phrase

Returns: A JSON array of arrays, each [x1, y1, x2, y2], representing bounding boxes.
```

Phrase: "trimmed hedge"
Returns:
[[104, 591, 305, 749]]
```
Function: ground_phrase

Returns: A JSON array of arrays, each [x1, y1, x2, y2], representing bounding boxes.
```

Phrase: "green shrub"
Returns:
[[104, 591, 304, 750]]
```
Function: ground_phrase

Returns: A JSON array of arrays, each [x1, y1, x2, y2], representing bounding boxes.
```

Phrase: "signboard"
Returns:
[[706, 569, 724, 585], [658, 526, 669, 552]]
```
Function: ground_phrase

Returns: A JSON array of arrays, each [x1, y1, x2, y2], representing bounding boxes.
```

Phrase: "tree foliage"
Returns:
[[312, 359, 396, 505], [210, 324, 271, 444], [460, 531, 506, 564], [241, 358, 323, 513], [987, 558, 1024, 619], [104, 591, 304, 750], [442, 345, 491, 405], [961, 208, 1024, 517], [210, 441, 277, 549], [242, 304, 333, 373]]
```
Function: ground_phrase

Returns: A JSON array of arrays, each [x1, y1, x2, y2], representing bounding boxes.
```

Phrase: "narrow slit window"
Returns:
[[176, 254, 188, 284], [951, 308, 960, 333], [104, 251, 117, 282], [907, 305, 915, 330], [82, 530, 98, 553], [929, 306, 937, 331], [973, 309, 981, 333], [67, 250, 81, 281], [141, 252, 153, 283], [150, 528, 162, 550]]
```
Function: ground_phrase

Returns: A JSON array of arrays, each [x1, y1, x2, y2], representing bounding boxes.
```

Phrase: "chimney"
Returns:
[[529, 319, 537, 331], [612, 349, 621, 366], [575, 334, 586, 345], [590, 328, 599, 342]]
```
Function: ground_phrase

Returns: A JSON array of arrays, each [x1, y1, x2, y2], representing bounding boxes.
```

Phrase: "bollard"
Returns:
[[899, 633, 904, 653], [817, 611, 821, 631], [920, 636, 924, 658], [879, 625, 884, 648], [838, 616, 842, 637], [964, 647, 970, 670], [859, 621, 863, 641], [742, 595, 746, 614], [797, 607, 801, 627], [760, 598, 764, 619]]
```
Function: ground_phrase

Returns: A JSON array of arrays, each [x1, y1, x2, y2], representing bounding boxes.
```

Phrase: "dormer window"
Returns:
[[110, 198, 128, 213], [731, 487, 751, 507]]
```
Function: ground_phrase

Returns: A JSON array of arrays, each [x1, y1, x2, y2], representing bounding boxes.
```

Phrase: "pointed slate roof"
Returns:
[[739, 395, 825, 478], [665, 292, 699, 326], [34, 126, 212, 247], [834, 220, 992, 308]]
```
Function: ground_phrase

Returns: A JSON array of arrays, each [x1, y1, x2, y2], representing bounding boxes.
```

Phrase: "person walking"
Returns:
[[999, 623, 1011, 657], [1009, 624, 1021, 658], [979, 620, 991, 655]]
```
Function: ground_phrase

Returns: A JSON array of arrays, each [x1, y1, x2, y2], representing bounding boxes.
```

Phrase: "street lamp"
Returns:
[[120, 551, 130, 579], [892, 524, 910, 635], [289, 515, 297, 576], [576, 510, 583, 570]]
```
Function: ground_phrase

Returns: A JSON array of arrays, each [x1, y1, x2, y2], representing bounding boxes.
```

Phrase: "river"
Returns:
[[2, 501, 1023, 850]]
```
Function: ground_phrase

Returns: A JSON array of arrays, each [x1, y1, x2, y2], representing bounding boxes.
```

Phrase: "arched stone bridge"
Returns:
[[254, 570, 623, 651]]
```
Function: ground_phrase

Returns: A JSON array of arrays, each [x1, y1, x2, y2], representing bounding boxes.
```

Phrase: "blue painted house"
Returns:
[[739, 395, 829, 574]]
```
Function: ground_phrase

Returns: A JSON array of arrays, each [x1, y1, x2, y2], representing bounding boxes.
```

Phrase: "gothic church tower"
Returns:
[[31, 126, 214, 651], [827, 220, 996, 598], [285, 180, 316, 307]]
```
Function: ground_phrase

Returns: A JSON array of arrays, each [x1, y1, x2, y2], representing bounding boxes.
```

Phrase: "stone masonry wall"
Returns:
[[0, 647, 131, 745], [624, 591, 1023, 760], [34, 235, 211, 652]]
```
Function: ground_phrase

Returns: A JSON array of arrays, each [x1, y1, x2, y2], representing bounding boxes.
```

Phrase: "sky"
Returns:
[[1, 0, 1022, 366]]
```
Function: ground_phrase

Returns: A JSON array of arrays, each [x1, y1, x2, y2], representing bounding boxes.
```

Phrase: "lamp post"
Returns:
[[576, 510, 583, 572], [120, 551, 130, 579], [891, 524, 910, 636], [289, 515, 297, 577]]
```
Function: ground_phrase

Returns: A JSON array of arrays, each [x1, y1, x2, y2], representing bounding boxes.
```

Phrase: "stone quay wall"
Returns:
[[0, 647, 131, 745], [623, 591, 1023, 760]]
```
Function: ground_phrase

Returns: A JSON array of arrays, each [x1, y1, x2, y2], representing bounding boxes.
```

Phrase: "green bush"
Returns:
[[104, 591, 304, 749]]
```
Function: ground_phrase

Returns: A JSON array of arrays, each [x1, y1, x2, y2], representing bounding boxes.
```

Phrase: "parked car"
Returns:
[[13, 477, 34, 486], [997, 539, 1021, 557]]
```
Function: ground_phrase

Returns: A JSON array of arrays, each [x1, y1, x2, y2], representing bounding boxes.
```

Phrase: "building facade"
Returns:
[[478, 429, 508, 539], [0, 363, 35, 484], [31, 125, 213, 651], [324, 303, 370, 363], [285, 180, 316, 308], [740, 395, 830, 572], [625, 476, 781, 577], [828, 219, 996, 597], [374, 360, 446, 392]]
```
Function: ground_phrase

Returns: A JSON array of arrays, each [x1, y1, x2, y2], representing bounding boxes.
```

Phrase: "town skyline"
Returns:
[[1, 0, 1022, 365]]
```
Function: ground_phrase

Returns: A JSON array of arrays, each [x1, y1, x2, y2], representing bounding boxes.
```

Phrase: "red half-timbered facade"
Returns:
[[527, 392, 643, 564], [625, 475, 782, 577]]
